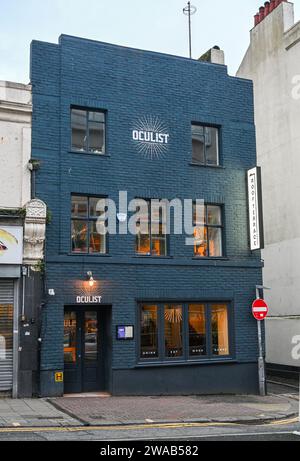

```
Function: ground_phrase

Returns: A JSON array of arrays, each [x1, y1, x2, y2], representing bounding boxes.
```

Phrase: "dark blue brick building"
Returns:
[[30, 35, 263, 397]]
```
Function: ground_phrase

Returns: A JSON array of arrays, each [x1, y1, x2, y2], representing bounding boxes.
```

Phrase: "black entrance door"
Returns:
[[63, 308, 110, 394]]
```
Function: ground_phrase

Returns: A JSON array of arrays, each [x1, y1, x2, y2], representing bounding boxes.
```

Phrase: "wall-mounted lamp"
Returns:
[[87, 271, 95, 287]]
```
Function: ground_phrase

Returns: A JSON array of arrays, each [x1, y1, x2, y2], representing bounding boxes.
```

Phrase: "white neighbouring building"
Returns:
[[237, 0, 300, 375], [0, 80, 46, 397], [0, 81, 32, 208]]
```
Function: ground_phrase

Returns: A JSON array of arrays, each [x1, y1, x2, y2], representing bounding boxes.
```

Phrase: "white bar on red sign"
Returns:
[[253, 307, 268, 312]]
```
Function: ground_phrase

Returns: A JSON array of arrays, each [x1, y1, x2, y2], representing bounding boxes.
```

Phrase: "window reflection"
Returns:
[[71, 195, 88, 218], [207, 206, 222, 225], [193, 204, 223, 258], [139, 303, 231, 361], [211, 305, 229, 356], [164, 305, 183, 358], [205, 128, 219, 165], [194, 226, 208, 257], [192, 125, 219, 166], [141, 305, 158, 359], [71, 108, 105, 154], [64, 312, 77, 364], [90, 221, 106, 254], [71, 109, 87, 151], [136, 231, 151, 255], [208, 227, 222, 257], [71, 220, 88, 253], [135, 200, 167, 256], [85, 312, 98, 362], [71, 196, 107, 254], [189, 304, 206, 356]]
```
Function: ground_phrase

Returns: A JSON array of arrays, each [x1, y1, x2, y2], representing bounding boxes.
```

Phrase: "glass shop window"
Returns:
[[140, 305, 158, 359], [85, 312, 98, 362], [164, 305, 183, 358], [188, 304, 206, 357], [64, 312, 77, 364], [139, 302, 231, 362], [211, 304, 230, 356]]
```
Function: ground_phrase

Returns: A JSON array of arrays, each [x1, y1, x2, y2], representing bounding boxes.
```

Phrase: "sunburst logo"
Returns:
[[164, 307, 183, 323], [132, 116, 170, 159]]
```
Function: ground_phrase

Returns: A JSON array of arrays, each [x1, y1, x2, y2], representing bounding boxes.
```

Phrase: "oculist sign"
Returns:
[[132, 130, 170, 144], [76, 296, 102, 304], [132, 116, 170, 159]]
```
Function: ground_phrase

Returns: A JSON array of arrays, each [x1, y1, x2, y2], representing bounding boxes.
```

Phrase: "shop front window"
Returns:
[[140, 305, 158, 359], [64, 312, 77, 364], [85, 312, 98, 362], [188, 304, 206, 357], [139, 302, 231, 363], [164, 305, 183, 358], [71, 195, 107, 254], [211, 304, 229, 356]]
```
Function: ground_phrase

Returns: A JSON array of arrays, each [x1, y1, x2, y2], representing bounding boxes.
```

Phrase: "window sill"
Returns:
[[134, 255, 174, 260], [192, 256, 229, 261], [69, 253, 111, 257], [69, 150, 110, 158], [189, 162, 225, 169], [135, 358, 236, 369]]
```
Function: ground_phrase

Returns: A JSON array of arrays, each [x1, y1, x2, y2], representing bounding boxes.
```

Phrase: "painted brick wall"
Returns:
[[30, 35, 262, 372]]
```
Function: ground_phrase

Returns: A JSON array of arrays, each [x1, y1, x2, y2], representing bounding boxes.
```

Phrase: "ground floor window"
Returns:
[[139, 302, 231, 362]]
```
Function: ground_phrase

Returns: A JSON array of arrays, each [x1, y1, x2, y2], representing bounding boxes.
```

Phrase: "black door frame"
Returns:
[[63, 305, 112, 394]]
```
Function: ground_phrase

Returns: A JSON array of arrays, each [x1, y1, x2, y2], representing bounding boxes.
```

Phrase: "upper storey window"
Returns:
[[71, 108, 106, 154], [192, 125, 219, 166]]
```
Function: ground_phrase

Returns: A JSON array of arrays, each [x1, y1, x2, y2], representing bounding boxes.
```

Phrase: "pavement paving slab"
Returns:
[[0, 398, 80, 428], [49, 393, 299, 427]]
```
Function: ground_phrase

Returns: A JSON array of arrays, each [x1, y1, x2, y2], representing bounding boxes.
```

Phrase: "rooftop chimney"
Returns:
[[264, 2, 270, 16], [253, 0, 288, 27], [198, 46, 225, 65]]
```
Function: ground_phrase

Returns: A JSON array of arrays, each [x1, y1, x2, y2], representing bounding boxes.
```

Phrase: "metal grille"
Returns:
[[0, 281, 14, 391]]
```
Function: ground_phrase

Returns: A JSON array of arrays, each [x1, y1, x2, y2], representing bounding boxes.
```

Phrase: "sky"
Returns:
[[0, 0, 299, 83]]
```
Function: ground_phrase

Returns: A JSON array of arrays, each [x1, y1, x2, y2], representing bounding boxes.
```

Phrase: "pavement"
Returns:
[[50, 392, 299, 427], [0, 398, 79, 427], [0, 380, 298, 429]]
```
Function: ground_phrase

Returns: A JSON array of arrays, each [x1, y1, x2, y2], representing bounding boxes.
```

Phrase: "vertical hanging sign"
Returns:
[[247, 167, 264, 251]]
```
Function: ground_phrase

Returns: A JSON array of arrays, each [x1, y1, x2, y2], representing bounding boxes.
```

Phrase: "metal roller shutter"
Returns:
[[0, 280, 14, 391]]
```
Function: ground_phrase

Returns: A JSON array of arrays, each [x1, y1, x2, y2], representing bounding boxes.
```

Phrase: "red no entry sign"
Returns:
[[252, 299, 268, 320]]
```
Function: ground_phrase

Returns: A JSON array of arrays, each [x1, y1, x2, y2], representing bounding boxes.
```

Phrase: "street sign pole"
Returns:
[[255, 286, 267, 396], [257, 319, 266, 396]]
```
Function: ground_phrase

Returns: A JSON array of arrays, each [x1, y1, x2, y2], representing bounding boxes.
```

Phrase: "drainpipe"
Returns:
[[27, 159, 41, 199]]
